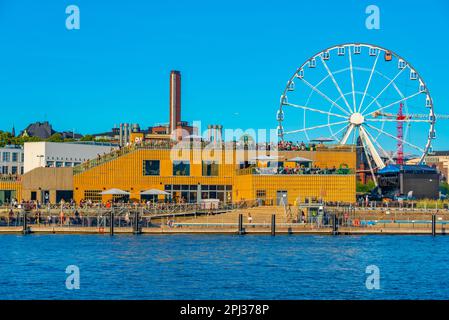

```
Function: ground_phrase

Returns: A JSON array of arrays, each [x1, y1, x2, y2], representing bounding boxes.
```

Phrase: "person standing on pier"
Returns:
[[247, 213, 253, 225], [59, 211, 65, 226]]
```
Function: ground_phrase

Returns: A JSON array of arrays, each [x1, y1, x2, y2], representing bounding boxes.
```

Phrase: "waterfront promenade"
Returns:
[[0, 204, 447, 235]]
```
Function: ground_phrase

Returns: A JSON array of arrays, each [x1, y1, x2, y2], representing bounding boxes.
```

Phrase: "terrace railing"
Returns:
[[73, 140, 356, 175], [0, 174, 21, 182], [236, 167, 354, 176]]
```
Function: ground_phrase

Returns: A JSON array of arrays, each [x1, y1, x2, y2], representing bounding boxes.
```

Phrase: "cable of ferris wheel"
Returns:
[[364, 91, 422, 116], [360, 67, 407, 115], [365, 123, 424, 154], [348, 50, 357, 113], [282, 120, 348, 135], [320, 56, 354, 114], [299, 77, 351, 116], [283, 102, 348, 119], [358, 51, 380, 113]]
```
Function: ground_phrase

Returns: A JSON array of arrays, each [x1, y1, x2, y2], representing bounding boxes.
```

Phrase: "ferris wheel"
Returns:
[[277, 43, 436, 181]]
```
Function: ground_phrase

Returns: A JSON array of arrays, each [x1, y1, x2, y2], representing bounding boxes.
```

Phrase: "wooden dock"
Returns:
[[0, 225, 447, 235]]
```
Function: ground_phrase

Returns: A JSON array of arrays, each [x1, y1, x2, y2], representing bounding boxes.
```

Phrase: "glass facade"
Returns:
[[84, 190, 102, 202], [202, 161, 219, 176], [164, 184, 232, 203], [143, 160, 160, 176], [0, 147, 24, 176], [2, 152, 10, 162], [173, 161, 190, 176]]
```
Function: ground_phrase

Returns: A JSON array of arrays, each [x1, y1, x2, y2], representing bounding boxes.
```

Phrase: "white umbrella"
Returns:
[[250, 155, 281, 161], [140, 189, 170, 195], [287, 157, 313, 162], [100, 188, 130, 195], [310, 137, 334, 143]]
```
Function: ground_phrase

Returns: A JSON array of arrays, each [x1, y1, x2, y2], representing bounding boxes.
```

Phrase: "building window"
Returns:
[[143, 160, 160, 176], [1, 166, 8, 174], [56, 191, 73, 203], [46, 161, 55, 167], [2, 152, 10, 162], [56, 161, 63, 167], [164, 184, 230, 203], [21, 153, 24, 162], [12, 153, 18, 162], [202, 161, 219, 176], [11, 166, 17, 175], [84, 190, 102, 202], [64, 162, 73, 167], [256, 190, 266, 199], [173, 161, 190, 176], [20, 167, 24, 175]]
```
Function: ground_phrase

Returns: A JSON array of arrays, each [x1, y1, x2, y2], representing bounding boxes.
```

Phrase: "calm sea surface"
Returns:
[[0, 234, 448, 300]]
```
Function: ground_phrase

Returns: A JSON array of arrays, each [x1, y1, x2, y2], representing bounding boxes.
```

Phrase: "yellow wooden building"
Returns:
[[72, 144, 356, 204], [0, 144, 356, 205]]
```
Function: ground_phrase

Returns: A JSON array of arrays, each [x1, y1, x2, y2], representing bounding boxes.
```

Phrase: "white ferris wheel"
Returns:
[[277, 43, 436, 180]]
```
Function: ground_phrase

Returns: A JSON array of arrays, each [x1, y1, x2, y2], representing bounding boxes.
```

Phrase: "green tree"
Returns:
[[80, 135, 95, 142], [440, 181, 449, 195], [47, 133, 63, 142], [356, 180, 376, 193]]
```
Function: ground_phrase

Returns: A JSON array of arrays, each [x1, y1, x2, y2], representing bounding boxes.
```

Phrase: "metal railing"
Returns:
[[72, 140, 356, 175], [0, 174, 21, 182], [236, 167, 354, 176]]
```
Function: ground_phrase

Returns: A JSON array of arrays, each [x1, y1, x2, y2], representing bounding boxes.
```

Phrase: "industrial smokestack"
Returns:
[[169, 70, 181, 134]]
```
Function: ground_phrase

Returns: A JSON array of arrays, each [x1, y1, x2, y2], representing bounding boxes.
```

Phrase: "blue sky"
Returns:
[[0, 0, 448, 149]]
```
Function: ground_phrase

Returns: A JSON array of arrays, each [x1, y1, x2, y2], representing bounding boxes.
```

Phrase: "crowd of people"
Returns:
[[0, 174, 21, 182], [253, 165, 351, 175]]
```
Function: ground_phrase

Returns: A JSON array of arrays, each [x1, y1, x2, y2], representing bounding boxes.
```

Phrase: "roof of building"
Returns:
[[378, 164, 438, 175], [20, 121, 55, 139], [431, 151, 449, 156], [60, 131, 83, 139]]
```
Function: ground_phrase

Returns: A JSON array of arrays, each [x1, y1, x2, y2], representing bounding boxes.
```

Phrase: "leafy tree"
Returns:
[[440, 181, 449, 195], [80, 135, 95, 142], [356, 180, 376, 193], [47, 133, 63, 142]]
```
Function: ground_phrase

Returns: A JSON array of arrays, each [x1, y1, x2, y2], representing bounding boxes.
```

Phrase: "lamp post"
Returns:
[[197, 183, 201, 204]]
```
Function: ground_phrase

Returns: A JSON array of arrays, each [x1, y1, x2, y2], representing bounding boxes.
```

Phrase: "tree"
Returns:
[[80, 135, 95, 142], [440, 181, 449, 195], [357, 180, 376, 193], [47, 133, 63, 142]]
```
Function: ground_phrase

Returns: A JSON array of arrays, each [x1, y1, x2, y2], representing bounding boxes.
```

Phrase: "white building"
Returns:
[[24, 141, 118, 173], [0, 145, 24, 175]]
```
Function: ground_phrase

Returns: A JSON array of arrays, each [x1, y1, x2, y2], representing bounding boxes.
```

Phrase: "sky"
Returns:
[[0, 0, 448, 149]]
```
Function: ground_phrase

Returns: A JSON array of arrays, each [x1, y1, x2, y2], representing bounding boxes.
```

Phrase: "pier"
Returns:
[[0, 204, 448, 235]]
